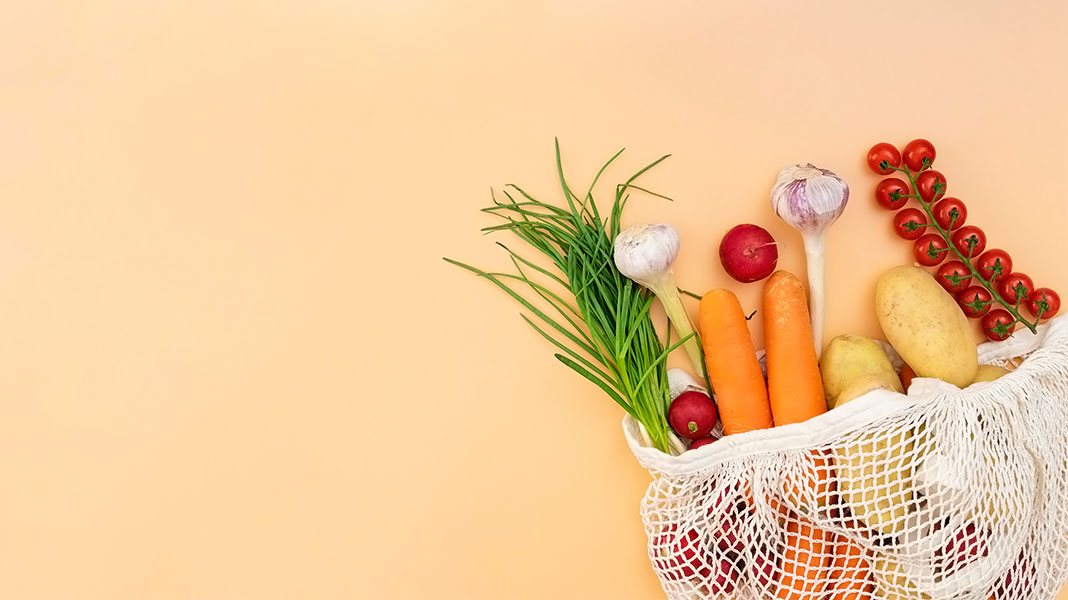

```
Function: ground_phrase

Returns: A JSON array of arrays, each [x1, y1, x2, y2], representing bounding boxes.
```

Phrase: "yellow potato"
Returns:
[[875, 265, 978, 387], [873, 557, 932, 600], [972, 364, 1011, 383], [821, 334, 903, 406], [834, 376, 918, 538], [835, 427, 916, 538], [831, 373, 897, 409]]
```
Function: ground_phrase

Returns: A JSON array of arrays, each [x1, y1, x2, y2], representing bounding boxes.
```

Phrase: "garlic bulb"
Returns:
[[614, 224, 706, 379], [770, 164, 849, 357]]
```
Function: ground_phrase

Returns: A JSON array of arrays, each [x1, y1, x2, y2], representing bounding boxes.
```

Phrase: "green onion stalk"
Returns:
[[444, 141, 689, 453]]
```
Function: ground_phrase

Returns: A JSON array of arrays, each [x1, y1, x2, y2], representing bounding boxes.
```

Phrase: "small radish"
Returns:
[[935, 522, 988, 574], [669, 391, 719, 439], [997, 551, 1036, 599], [719, 223, 778, 283], [689, 436, 717, 450], [706, 558, 739, 595], [715, 515, 744, 555], [900, 363, 917, 392], [653, 525, 710, 581], [750, 545, 777, 589], [704, 489, 744, 554]]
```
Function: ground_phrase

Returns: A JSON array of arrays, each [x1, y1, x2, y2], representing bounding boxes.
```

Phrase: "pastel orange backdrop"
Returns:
[[1, 1, 1066, 598]]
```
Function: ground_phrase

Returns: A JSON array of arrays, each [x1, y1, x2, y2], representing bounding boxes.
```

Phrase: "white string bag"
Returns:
[[624, 315, 1068, 600]]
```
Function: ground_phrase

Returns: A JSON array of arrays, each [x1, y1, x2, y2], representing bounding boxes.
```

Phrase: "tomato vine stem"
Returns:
[[887, 164, 1039, 335]]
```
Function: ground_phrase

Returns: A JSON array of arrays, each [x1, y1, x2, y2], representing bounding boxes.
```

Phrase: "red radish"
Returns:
[[900, 364, 917, 392], [715, 515, 744, 554], [706, 558, 739, 595], [936, 523, 988, 573], [705, 490, 744, 554], [653, 525, 710, 581], [997, 551, 1036, 599], [669, 391, 719, 440], [719, 224, 778, 283], [750, 545, 777, 589], [689, 436, 717, 450]]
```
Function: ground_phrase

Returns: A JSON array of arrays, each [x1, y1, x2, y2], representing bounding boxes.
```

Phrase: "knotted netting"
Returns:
[[625, 315, 1068, 599]]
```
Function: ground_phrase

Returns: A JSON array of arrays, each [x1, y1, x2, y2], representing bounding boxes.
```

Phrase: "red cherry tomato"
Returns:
[[902, 139, 936, 171], [981, 309, 1017, 342], [1027, 288, 1061, 320], [951, 226, 987, 259], [875, 178, 911, 210], [936, 260, 973, 294], [914, 233, 950, 267], [975, 249, 1013, 285], [958, 286, 993, 318], [893, 208, 928, 240], [932, 197, 967, 231], [915, 170, 947, 204], [999, 272, 1034, 305], [867, 143, 902, 175]]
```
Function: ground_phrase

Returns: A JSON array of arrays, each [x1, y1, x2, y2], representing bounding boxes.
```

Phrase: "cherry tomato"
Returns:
[[915, 170, 947, 204], [932, 197, 967, 231], [875, 178, 910, 210], [951, 226, 987, 259], [867, 142, 902, 175], [999, 272, 1034, 305], [1027, 288, 1061, 320], [893, 207, 928, 240], [981, 309, 1017, 342], [958, 286, 993, 318], [902, 139, 936, 171], [936, 260, 973, 293], [914, 233, 950, 267], [975, 249, 1013, 285]]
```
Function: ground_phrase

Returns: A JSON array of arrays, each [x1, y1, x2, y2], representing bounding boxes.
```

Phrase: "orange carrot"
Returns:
[[782, 449, 836, 509], [775, 516, 832, 600], [828, 533, 873, 600], [698, 289, 773, 435], [762, 271, 836, 593], [763, 270, 827, 425]]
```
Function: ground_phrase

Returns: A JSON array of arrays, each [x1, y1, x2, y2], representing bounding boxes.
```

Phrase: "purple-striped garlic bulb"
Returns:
[[770, 164, 849, 357]]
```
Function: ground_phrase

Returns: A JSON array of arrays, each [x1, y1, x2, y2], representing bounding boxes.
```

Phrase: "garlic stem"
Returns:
[[769, 164, 848, 360], [803, 233, 826, 358], [612, 224, 706, 380], [649, 277, 707, 380]]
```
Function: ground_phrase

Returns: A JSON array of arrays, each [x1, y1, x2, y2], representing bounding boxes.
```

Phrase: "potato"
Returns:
[[832, 373, 897, 409], [821, 334, 903, 406], [875, 265, 978, 387], [834, 376, 917, 538], [835, 427, 917, 538], [972, 364, 1011, 383], [873, 557, 933, 600]]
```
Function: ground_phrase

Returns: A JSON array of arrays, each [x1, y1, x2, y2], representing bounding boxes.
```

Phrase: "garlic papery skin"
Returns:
[[770, 164, 849, 357], [667, 367, 708, 400], [612, 223, 680, 287], [614, 224, 706, 379]]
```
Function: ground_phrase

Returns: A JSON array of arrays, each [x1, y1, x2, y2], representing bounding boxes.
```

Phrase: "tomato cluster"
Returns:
[[867, 139, 1061, 341]]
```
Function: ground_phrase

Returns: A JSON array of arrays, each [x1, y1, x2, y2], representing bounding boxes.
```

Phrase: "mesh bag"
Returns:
[[624, 315, 1068, 600]]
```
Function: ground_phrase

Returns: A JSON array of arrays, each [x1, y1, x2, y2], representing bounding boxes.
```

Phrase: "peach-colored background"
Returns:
[[1, 1, 1066, 598]]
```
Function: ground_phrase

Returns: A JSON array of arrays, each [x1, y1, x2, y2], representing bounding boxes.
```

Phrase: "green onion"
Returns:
[[444, 141, 687, 453]]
